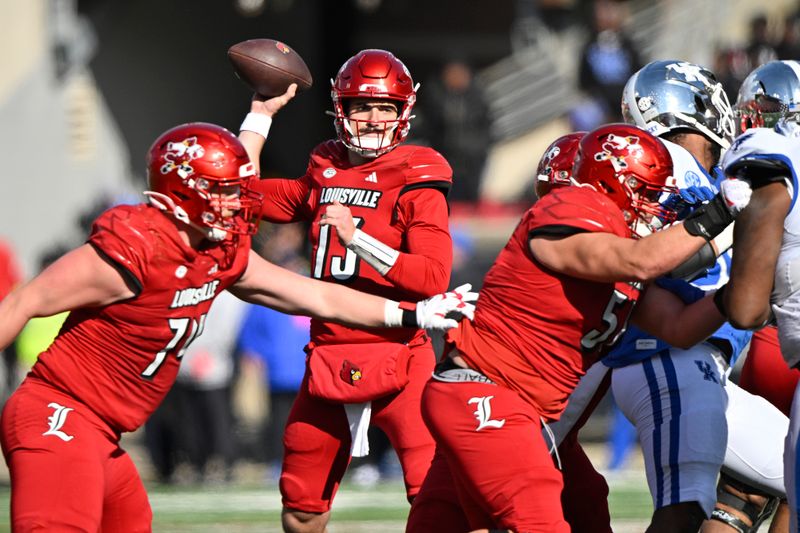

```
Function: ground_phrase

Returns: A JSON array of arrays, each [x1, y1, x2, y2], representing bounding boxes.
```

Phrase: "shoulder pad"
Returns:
[[723, 128, 797, 174], [722, 128, 799, 194], [311, 140, 348, 166], [530, 187, 630, 237], [88, 205, 156, 286], [389, 145, 452, 196]]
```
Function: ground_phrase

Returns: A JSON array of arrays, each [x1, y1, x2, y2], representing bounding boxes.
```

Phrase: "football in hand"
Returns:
[[227, 39, 313, 97]]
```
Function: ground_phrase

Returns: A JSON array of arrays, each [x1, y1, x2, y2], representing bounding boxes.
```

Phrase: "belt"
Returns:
[[432, 356, 495, 384]]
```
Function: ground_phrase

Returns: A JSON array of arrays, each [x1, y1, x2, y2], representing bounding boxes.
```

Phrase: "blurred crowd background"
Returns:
[[2, 0, 799, 487]]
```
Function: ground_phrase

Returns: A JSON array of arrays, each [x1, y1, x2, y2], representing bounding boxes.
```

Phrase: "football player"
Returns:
[[237, 49, 454, 533], [0, 122, 475, 531], [713, 60, 800, 533], [534, 131, 586, 199], [405, 123, 752, 532], [552, 60, 789, 533], [617, 60, 788, 533], [716, 116, 800, 532], [733, 60, 800, 421]]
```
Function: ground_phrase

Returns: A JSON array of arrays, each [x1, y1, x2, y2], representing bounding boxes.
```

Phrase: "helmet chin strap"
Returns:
[[144, 191, 228, 242]]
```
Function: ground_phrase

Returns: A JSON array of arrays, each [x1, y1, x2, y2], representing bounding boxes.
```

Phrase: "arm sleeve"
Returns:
[[252, 174, 312, 223], [384, 188, 452, 299]]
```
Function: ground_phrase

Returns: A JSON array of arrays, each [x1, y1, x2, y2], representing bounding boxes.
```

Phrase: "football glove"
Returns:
[[385, 284, 478, 330]]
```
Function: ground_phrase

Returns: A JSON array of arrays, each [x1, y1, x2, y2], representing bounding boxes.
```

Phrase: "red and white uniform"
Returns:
[[1, 204, 249, 531], [408, 186, 641, 532], [454, 186, 640, 418], [252, 141, 452, 512]]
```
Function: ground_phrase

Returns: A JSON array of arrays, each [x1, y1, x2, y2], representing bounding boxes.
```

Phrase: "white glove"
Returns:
[[718, 177, 752, 215], [416, 283, 478, 330], [384, 283, 478, 330]]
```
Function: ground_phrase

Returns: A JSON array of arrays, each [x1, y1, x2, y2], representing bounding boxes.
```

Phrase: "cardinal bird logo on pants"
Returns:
[[340, 360, 363, 386]]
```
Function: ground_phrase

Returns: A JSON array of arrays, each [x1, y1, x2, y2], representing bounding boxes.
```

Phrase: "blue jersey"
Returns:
[[603, 143, 752, 368]]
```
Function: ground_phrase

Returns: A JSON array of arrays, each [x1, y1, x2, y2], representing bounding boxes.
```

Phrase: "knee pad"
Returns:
[[710, 473, 780, 533]]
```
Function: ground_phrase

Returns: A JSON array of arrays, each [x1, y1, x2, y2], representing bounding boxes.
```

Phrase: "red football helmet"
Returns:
[[572, 124, 678, 238], [535, 132, 586, 198], [330, 49, 417, 157], [145, 122, 262, 241]]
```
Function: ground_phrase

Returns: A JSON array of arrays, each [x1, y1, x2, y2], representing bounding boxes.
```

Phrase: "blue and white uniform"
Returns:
[[605, 141, 746, 516], [721, 124, 800, 529]]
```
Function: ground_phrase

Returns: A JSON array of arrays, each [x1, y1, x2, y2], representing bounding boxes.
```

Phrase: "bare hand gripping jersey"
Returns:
[[450, 186, 642, 417], [30, 205, 250, 433], [253, 141, 453, 345]]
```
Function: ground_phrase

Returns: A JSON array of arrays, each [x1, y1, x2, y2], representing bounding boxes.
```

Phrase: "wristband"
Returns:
[[346, 229, 400, 276], [667, 241, 717, 281], [384, 300, 418, 328], [239, 112, 272, 139], [712, 285, 728, 318], [682, 194, 734, 242]]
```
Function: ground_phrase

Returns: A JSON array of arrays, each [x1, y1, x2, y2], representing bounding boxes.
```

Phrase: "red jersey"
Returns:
[[0, 240, 21, 301], [253, 141, 452, 345], [449, 186, 642, 418], [30, 204, 250, 433]]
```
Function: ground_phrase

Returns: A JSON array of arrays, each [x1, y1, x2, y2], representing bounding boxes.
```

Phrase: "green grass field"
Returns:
[[0, 475, 656, 532]]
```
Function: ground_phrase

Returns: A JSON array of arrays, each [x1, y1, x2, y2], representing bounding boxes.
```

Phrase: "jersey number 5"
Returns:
[[141, 315, 207, 379], [581, 289, 633, 351]]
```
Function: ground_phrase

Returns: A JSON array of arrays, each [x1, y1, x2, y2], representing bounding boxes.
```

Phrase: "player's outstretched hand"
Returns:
[[249, 83, 297, 117], [719, 177, 752, 216], [416, 283, 478, 330]]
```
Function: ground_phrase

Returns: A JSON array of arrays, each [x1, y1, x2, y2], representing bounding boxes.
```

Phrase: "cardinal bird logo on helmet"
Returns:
[[595, 134, 644, 173], [160, 137, 205, 180]]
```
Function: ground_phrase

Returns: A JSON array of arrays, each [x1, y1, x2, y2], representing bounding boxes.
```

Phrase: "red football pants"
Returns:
[[0, 377, 151, 532], [739, 325, 800, 417], [409, 378, 570, 533], [280, 339, 436, 512]]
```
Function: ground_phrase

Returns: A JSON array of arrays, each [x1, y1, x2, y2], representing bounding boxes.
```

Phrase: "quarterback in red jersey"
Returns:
[[405, 123, 754, 533], [0, 122, 475, 532], [239, 49, 452, 533]]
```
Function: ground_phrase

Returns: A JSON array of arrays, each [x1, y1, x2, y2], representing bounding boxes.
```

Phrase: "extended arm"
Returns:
[[229, 251, 474, 330], [666, 223, 733, 281], [530, 222, 710, 283], [0, 244, 136, 350], [530, 178, 751, 283], [721, 182, 790, 329], [631, 284, 726, 349]]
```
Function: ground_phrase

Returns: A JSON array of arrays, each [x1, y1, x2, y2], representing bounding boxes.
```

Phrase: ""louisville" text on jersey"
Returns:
[[170, 280, 220, 309], [320, 187, 382, 209]]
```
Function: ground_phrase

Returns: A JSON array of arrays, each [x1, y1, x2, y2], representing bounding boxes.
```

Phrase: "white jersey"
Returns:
[[721, 125, 800, 364]]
